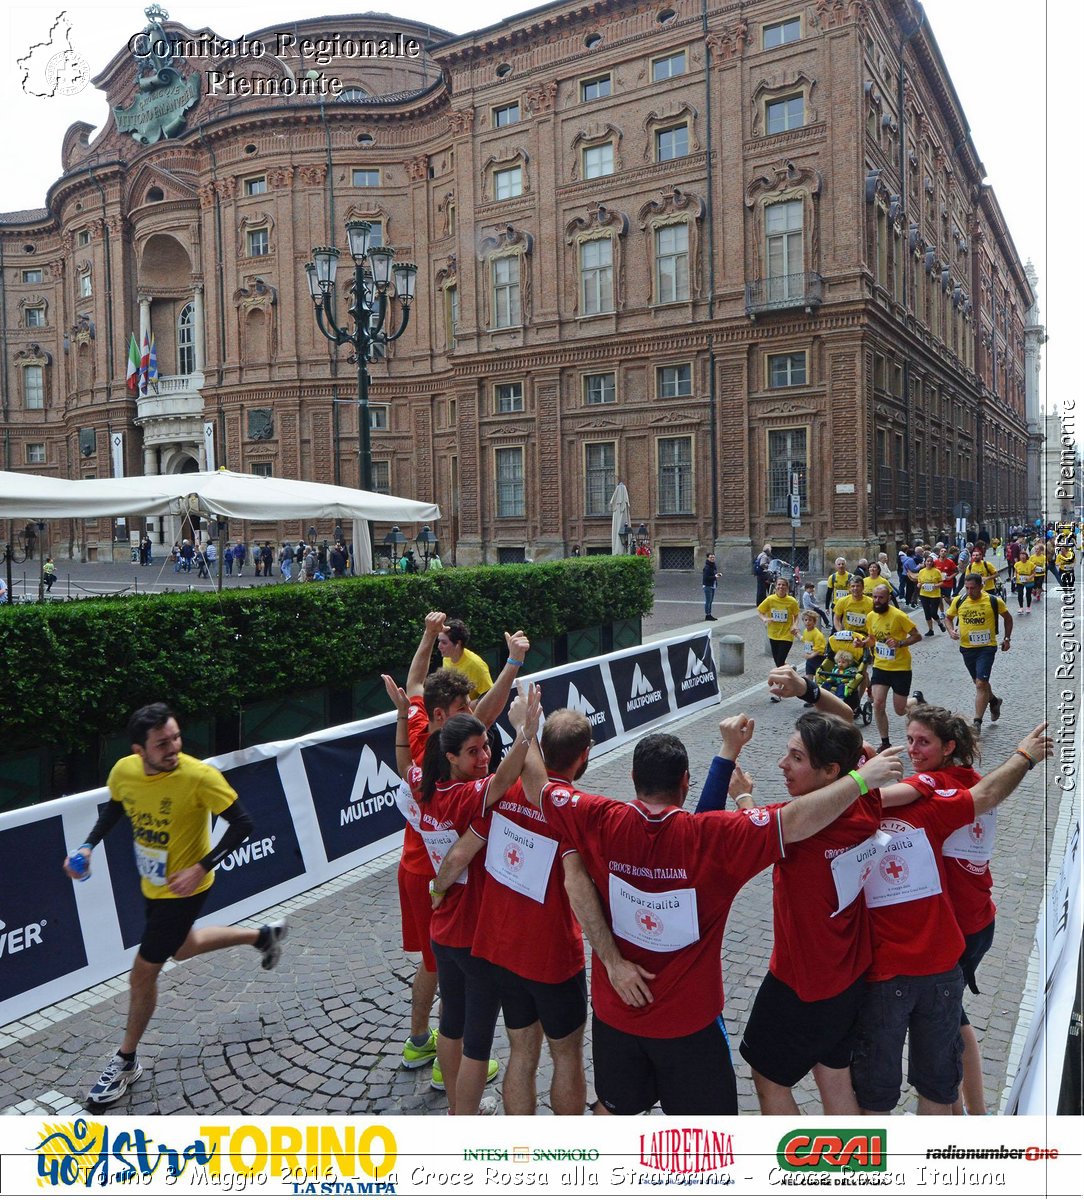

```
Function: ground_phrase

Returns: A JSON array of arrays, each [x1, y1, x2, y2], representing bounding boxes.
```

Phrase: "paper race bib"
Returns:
[[942, 810, 996, 863], [420, 828, 468, 885], [608, 874, 700, 952], [967, 629, 991, 646], [920, 582, 940, 596], [830, 830, 891, 916], [874, 641, 896, 661], [863, 827, 942, 908], [484, 812, 557, 904], [770, 608, 788, 623], [845, 612, 867, 629], [134, 842, 167, 884], [833, 629, 853, 642]]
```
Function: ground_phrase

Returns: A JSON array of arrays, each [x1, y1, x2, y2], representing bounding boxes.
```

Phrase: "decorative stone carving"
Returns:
[[268, 166, 294, 188], [751, 74, 819, 136], [298, 164, 327, 187], [569, 124, 623, 181], [525, 81, 558, 114], [637, 187, 705, 228], [707, 20, 748, 63], [448, 109, 474, 136], [406, 154, 429, 181], [642, 104, 700, 160], [481, 148, 531, 203]]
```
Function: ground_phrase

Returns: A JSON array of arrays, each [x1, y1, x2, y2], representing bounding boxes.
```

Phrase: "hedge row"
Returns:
[[0, 557, 654, 752]]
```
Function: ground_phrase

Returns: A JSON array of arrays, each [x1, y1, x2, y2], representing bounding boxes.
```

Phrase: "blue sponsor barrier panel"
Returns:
[[0, 631, 717, 1025]]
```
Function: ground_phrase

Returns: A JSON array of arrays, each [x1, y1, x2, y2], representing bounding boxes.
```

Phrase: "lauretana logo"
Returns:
[[777, 1129, 887, 1173], [639, 1128, 734, 1175]]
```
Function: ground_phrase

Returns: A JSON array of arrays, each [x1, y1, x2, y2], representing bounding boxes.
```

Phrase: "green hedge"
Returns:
[[0, 557, 653, 752]]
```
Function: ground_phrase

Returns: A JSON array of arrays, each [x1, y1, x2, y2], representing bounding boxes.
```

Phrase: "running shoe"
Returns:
[[401, 1029, 437, 1070], [972, 719, 982, 737], [257, 919, 289, 970], [86, 1053, 143, 1108], [937, 619, 946, 631], [430, 1058, 499, 1091], [769, 696, 781, 704], [477, 1096, 499, 1115], [989, 695, 1003, 723], [924, 630, 935, 637], [912, 690, 926, 705]]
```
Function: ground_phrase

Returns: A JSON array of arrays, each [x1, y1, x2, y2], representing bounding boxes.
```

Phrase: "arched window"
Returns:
[[178, 303, 195, 375]]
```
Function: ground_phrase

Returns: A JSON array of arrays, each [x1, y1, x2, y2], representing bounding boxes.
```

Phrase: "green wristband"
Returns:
[[848, 769, 869, 796]]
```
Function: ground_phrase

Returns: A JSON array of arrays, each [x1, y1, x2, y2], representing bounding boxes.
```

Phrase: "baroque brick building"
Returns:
[[0, 0, 1034, 571]]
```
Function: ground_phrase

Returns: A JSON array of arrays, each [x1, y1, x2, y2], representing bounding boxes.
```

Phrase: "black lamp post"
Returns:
[[637, 522, 649, 550], [304, 222, 418, 495], [3, 521, 39, 603], [620, 522, 633, 554], [384, 525, 407, 571], [415, 525, 438, 570]]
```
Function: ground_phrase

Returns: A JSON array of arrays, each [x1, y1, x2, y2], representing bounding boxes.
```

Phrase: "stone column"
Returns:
[[193, 285, 206, 373], [138, 295, 152, 360]]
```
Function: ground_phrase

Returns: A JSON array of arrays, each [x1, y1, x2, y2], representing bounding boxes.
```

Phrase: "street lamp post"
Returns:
[[416, 524, 438, 570], [304, 222, 418, 496], [3, 522, 39, 603]]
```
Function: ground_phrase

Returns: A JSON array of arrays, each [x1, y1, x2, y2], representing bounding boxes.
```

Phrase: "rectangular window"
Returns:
[[246, 228, 269, 257], [445, 285, 459, 348], [78, 272, 92, 297], [585, 442, 616, 516], [768, 352, 807, 388], [582, 142, 614, 179], [371, 461, 390, 495], [24, 365, 44, 409], [352, 169, 380, 187], [766, 95, 804, 134], [495, 447, 525, 517], [580, 238, 614, 315], [22, 269, 43, 284], [766, 199, 804, 300], [767, 428, 808, 512], [581, 73, 611, 101], [763, 17, 801, 48], [495, 382, 524, 413], [25, 307, 46, 328], [657, 363, 692, 398], [369, 405, 389, 430], [584, 371, 616, 405], [656, 124, 689, 162], [658, 437, 693, 514], [493, 102, 520, 127], [77, 230, 90, 247], [652, 51, 686, 81], [244, 176, 267, 196], [492, 256, 520, 328], [250, 462, 273, 478], [655, 224, 689, 303], [494, 166, 523, 200], [27, 442, 46, 464]]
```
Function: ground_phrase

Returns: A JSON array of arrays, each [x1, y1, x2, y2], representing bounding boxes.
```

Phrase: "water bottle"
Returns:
[[69, 850, 91, 881]]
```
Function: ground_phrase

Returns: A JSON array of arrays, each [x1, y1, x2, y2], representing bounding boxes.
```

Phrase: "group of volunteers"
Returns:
[[59, 595, 1052, 1118]]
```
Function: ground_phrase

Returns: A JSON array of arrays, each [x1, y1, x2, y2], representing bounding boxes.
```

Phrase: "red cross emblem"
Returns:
[[880, 856, 908, 884], [636, 910, 662, 936], [504, 845, 522, 872], [971, 820, 984, 841]]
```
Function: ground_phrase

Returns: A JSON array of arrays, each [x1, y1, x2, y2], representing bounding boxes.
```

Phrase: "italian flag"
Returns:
[[125, 333, 139, 394]]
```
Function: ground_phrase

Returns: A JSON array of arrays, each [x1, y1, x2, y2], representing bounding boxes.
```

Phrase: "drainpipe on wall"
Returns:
[[702, 0, 719, 549]]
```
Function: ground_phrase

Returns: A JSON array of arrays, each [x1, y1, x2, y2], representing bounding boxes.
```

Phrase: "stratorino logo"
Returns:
[[777, 1130, 886, 1173]]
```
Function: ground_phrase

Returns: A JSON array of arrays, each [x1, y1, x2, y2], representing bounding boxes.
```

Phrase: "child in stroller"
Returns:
[[815, 650, 873, 724]]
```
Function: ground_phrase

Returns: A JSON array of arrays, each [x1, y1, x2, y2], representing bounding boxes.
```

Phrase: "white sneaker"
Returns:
[[86, 1053, 143, 1107], [477, 1095, 499, 1116], [258, 919, 289, 970]]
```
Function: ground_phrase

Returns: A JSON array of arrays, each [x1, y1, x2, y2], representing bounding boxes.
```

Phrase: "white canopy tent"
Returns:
[[0, 470, 441, 576]]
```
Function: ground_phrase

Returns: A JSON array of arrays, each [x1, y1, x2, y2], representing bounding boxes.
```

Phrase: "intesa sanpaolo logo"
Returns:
[[777, 1129, 887, 1173]]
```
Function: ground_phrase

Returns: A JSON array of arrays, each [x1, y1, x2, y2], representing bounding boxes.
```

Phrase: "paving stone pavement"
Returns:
[[0, 568, 1072, 1117]]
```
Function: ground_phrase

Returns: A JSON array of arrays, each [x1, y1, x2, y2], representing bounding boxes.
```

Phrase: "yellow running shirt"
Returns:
[[946, 592, 1009, 650], [758, 593, 800, 641], [864, 607, 918, 671]]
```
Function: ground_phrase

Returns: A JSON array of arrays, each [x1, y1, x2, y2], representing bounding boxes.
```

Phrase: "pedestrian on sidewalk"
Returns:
[[702, 552, 719, 620]]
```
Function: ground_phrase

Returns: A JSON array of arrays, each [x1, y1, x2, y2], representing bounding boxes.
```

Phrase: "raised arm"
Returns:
[[767, 665, 855, 721], [430, 829, 486, 903], [970, 723, 1054, 816], [696, 715, 754, 813], [474, 630, 530, 727], [406, 611, 447, 697], [780, 746, 904, 844], [485, 683, 542, 808], [382, 674, 413, 777], [563, 852, 655, 1008]]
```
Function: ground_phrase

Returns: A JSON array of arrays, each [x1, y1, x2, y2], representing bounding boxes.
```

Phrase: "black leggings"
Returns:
[[432, 941, 502, 1060], [1015, 582, 1033, 609], [769, 638, 793, 667]]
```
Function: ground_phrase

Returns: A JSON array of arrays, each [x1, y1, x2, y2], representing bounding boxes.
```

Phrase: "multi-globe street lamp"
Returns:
[[304, 220, 418, 494]]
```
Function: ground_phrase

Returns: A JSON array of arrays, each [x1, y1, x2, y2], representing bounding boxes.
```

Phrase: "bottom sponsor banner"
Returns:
[[2, 1115, 1079, 1197]]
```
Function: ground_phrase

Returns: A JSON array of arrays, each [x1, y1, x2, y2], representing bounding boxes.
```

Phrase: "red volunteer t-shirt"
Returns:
[[904, 765, 994, 934], [538, 782, 784, 1038], [769, 796, 881, 1002], [471, 779, 585, 984], [934, 557, 957, 591], [866, 789, 974, 980], [399, 695, 435, 877], [407, 766, 492, 948]]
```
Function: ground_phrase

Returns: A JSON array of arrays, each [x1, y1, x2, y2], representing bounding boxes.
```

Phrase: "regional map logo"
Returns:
[[18, 11, 90, 98]]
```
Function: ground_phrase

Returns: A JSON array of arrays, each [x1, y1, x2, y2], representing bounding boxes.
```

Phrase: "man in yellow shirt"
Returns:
[[945, 573, 1013, 736], [831, 577, 873, 662], [757, 579, 801, 685], [1055, 542, 1076, 589], [966, 547, 998, 594], [827, 557, 852, 605], [63, 703, 286, 1108], [864, 584, 922, 750], [438, 618, 495, 699]]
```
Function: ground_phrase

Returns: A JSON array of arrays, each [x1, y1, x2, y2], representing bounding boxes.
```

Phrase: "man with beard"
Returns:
[[864, 583, 922, 751]]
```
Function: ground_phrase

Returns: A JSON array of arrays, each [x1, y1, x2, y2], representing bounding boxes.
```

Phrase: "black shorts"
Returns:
[[959, 919, 995, 999], [432, 942, 503, 1061], [139, 892, 208, 963], [739, 971, 866, 1087], [494, 965, 587, 1040], [919, 596, 942, 621], [592, 1012, 737, 1115], [870, 667, 912, 696]]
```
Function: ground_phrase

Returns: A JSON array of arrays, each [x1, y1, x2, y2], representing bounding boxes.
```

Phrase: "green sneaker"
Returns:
[[401, 1030, 437, 1070], [430, 1057, 499, 1091]]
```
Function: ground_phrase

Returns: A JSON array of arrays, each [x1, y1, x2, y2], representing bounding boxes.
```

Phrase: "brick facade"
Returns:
[[0, 0, 1033, 570]]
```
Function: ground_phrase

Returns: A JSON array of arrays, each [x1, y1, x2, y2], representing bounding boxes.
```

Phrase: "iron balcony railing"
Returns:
[[745, 271, 824, 316]]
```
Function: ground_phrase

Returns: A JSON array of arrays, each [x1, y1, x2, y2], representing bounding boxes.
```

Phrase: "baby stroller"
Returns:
[[816, 653, 873, 725]]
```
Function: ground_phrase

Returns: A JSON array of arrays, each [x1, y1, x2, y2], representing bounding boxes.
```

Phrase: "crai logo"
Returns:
[[566, 682, 606, 727], [0, 915, 45, 958], [777, 1129, 887, 1173], [34, 1119, 213, 1187], [343, 745, 401, 824]]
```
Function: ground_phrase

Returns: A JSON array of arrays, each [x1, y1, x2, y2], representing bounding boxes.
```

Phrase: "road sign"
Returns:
[[791, 471, 800, 497], [791, 518, 801, 528], [953, 500, 972, 520], [789, 494, 801, 520]]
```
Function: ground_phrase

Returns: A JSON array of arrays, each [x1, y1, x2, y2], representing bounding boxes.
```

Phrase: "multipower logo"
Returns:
[[777, 1130, 887, 1173], [344, 747, 402, 824]]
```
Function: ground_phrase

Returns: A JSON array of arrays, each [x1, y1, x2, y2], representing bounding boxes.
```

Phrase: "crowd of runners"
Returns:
[[61, 554, 1057, 1115]]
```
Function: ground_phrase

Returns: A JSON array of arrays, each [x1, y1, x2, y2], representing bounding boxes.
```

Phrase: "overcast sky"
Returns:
[[2, 1, 1076, 416]]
